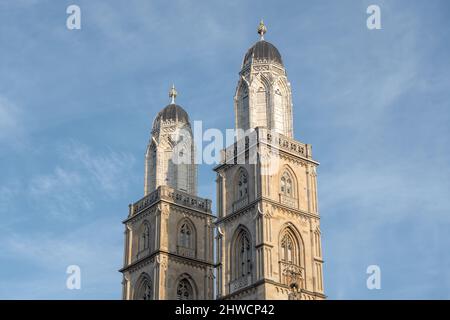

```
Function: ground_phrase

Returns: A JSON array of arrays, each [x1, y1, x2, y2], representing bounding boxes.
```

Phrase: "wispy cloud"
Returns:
[[0, 95, 25, 147], [29, 166, 92, 219], [0, 183, 20, 214], [25, 142, 136, 220], [61, 142, 136, 194], [0, 218, 123, 299]]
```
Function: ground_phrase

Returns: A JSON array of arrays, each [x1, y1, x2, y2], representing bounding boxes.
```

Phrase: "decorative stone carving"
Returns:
[[177, 246, 195, 258], [229, 275, 251, 294], [279, 194, 298, 209], [233, 196, 249, 212], [132, 185, 212, 217]]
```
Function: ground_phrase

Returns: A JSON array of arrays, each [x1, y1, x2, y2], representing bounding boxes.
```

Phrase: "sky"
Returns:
[[0, 0, 449, 299]]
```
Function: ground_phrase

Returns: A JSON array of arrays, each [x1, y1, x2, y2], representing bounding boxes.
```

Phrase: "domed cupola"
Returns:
[[234, 21, 294, 139], [242, 20, 284, 68], [152, 85, 191, 131], [155, 104, 190, 124], [145, 85, 197, 196]]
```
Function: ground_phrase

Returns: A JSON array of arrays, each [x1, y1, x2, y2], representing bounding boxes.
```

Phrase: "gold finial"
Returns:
[[169, 84, 177, 104], [257, 19, 267, 40]]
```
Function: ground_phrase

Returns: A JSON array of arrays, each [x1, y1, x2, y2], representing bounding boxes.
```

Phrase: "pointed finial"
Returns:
[[257, 19, 267, 40], [169, 84, 177, 104]]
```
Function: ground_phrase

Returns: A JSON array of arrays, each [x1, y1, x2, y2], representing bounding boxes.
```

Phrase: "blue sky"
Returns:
[[1, 0, 449, 299]]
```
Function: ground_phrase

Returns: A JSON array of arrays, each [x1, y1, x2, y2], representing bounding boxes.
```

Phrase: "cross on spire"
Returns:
[[258, 19, 267, 40], [169, 84, 177, 104]]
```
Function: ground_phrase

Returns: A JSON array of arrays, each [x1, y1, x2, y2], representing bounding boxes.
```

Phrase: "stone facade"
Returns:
[[120, 186, 215, 299], [214, 128, 324, 300]]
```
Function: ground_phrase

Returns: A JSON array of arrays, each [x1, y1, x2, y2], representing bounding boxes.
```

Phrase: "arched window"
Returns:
[[281, 232, 296, 264], [232, 228, 252, 280], [145, 142, 157, 194], [172, 130, 193, 193], [177, 279, 194, 300], [139, 222, 150, 253], [279, 169, 298, 209], [237, 170, 248, 200], [177, 219, 196, 257], [236, 82, 250, 134], [273, 86, 286, 135], [179, 222, 192, 248], [280, 172, 293, 197], [279, 227, 304, 288], [141, 279, 152, 300], [135, 273, 152, 300], [239, 233, 251, 277], [314, 228, 322, 257], [255, 86, 267, 127]]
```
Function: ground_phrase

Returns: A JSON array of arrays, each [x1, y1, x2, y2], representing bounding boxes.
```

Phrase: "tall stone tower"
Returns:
[[120, 86, 215, 300], [214, 21, 325, 300]]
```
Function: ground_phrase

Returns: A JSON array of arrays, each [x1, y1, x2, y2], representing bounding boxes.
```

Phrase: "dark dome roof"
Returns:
[[243, 40, 283, 67], [154, 104, 190, 126]]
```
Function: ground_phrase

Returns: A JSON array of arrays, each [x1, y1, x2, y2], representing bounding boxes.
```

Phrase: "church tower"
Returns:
[[214, 21, 325, 300], [120, 86, 215, 300]]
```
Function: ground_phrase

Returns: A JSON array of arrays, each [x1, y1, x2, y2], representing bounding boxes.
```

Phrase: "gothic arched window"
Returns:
[[280, 172, 293, 197], [141, 280, 152, 300], [173, 129, 193, 193], [139, 222, 151, 252], [279, 227, 304, 288], [145, 142, 157, 194], [281, 232, 296, 264], [273, 86, 286, 134], [176, 279, 194, 300], [135, 273, 152, 300], [237, 82, 250, 133], [314, 228, 322, 257], [237, 170, 248, 200], [255, 86, 267, 127], [232, 228, 252, 280], [177, 219, 196, 257], [179, 222, 192, 248]]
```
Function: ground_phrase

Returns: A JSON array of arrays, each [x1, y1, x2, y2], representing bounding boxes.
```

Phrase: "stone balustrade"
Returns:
[[219, 127, 312, 164], [131, 185, 212, 216]]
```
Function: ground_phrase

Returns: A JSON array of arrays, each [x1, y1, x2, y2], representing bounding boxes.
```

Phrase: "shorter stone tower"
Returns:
[[120, 86, 215, 300]]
